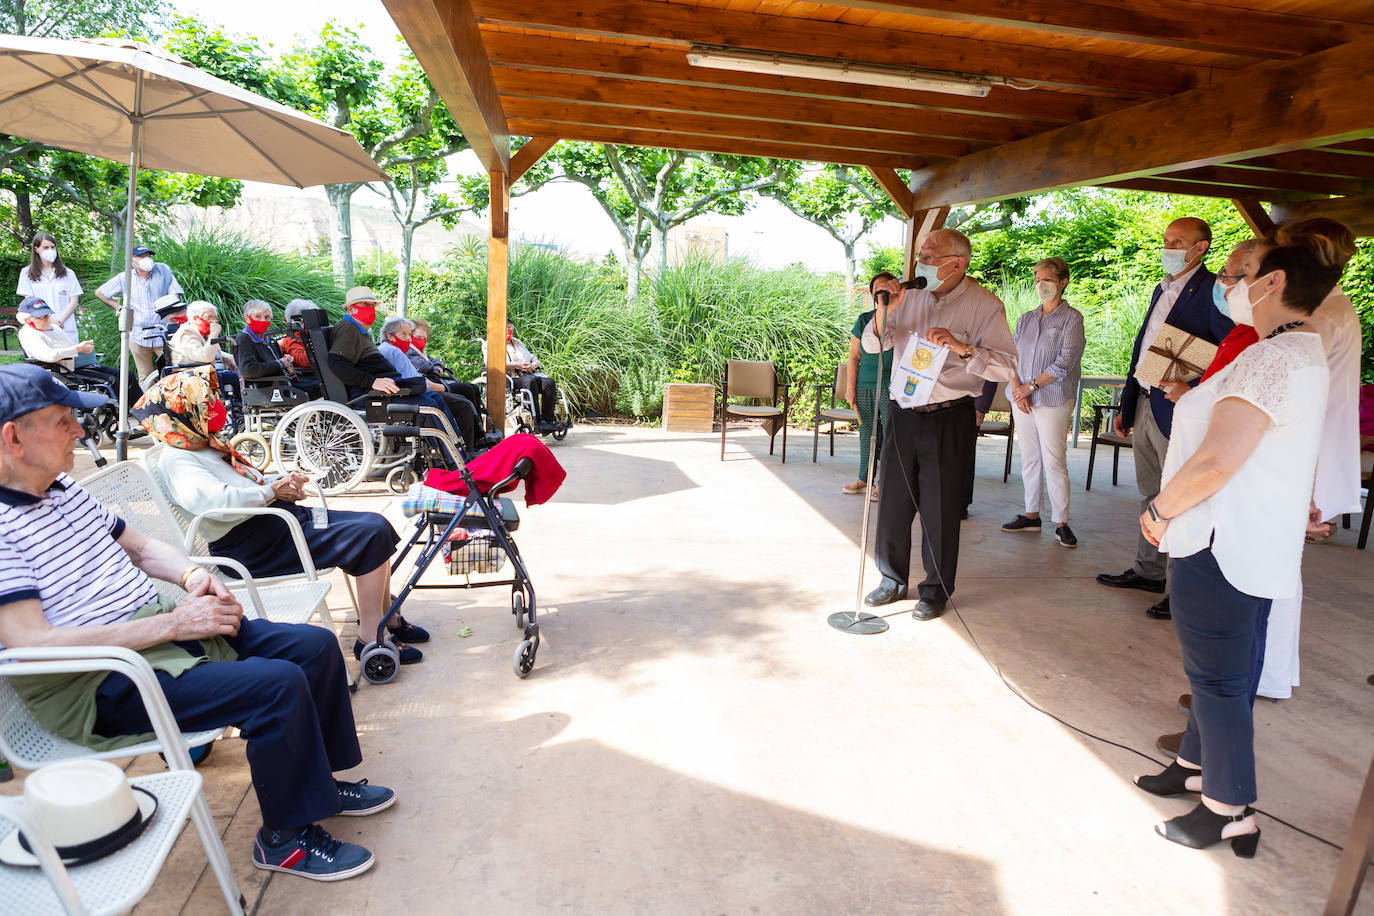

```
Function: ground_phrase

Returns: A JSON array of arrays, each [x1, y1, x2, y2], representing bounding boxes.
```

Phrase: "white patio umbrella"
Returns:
[[0, 34, 390, 458]]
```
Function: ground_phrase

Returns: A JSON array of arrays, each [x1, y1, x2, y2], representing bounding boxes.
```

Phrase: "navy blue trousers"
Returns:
[[349, 387, 460, 465], [94, 618, 360, 830], [1172, 548, 1273, 805]]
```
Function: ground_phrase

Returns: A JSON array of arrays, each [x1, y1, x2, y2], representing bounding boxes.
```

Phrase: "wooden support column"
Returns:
[[1271, 193, 1374, 237], [486, 170, 510, 430], [1324, 751, 1374, 916], [1232, 197, 1276, 237], [904, 206, 949, 279]]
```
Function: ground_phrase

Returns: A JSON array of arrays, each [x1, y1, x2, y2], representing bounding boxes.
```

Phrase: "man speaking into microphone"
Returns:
[[862, 228, 1017, 620]]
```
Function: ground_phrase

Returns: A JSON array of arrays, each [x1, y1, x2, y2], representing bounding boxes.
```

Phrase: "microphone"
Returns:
[[902, 276, 928, 290]]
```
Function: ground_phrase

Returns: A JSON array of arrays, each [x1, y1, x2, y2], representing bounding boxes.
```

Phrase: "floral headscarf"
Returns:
[[132, 367, 265, 482]]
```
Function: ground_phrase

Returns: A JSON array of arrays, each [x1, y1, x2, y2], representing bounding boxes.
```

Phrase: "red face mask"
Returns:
[[351, 305, 377, 327], [505, 329, 514, 344], [412, 336, 427, 352], [392, 336, 411, 353], [206, 400, 227, 434], [193, 317, 211, 336], [247, 318, 270, 335], [171, 314, 188, 325]]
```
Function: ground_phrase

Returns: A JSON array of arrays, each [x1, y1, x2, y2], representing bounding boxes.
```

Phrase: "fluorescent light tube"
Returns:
[[687, 48, 994, 98]]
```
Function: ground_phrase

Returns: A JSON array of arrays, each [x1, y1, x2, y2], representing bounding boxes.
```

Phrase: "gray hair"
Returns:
[[1033, 257, 1071, 283], [185, 300, 217, 320], [284, 299, 315, 323], [242, 299, 272, 319], [926, 228, 972, 261], [380, 316, 412, 340]]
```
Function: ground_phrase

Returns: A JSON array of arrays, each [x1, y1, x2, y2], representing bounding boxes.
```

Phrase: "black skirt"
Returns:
[[209, 501, 399, 578]]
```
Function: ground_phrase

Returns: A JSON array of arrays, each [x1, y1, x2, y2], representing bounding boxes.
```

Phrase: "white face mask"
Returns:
[[1224, 277, 1255, 326], [38, 248, 56, 264], [1035, 279, 1059, 302], [134, 256, 154, 272], [1161, 247, 1189, 275]]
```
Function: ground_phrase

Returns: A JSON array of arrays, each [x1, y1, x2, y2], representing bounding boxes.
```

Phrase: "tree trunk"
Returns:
[[14, 191, 33, 244], [843, 240, 858, 306], [325, 183, 357, 286], [108, 215, 127, 273], [651, 221, 669, 277], [397, 223, 414, 317]]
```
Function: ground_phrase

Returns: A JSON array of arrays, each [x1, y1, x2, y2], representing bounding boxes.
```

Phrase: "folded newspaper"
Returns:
[[1136, 323, 1217, 388]]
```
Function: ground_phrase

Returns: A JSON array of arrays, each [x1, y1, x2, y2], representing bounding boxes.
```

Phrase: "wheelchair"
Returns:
[[24, 358, 119, 466], [251, 309, 465, 495], [148, 324, 246, 436], [470, 339, 572, 441]]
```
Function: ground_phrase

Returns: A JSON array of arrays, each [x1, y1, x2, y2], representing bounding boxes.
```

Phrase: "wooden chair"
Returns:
[[812, 361, 859, 462], [1086, 402, 1133, 491], [0, 301, 18, 352], [720, 359, 790, 463], [1341, 449, 1372, 550], [977, 382, 1016, 482]]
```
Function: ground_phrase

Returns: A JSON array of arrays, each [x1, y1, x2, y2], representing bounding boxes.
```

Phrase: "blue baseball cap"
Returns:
[[19, 296, 52, 317], [0, 364, 109, 426], [131, 245, 154, 258]]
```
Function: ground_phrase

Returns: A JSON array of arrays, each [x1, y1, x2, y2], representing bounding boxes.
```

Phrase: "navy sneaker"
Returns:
[[386, 615, 430, 643], [1002, 514, 1042, 532], [1055, 525, 1078, 548], [252, 824, 374, 881], [335, 779, 396, 816], [353, 639, 423, 664]]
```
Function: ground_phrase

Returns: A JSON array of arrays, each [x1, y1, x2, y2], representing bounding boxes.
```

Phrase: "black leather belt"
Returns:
[[905, 396, 973, 414]]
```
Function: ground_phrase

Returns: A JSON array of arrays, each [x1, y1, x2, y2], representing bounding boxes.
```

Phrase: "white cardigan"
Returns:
[[152, 446, 278, 542]]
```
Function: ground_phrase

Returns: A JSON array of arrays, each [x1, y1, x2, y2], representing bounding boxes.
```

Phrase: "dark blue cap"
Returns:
[[131, 245, 153, 258], [0, 364, 109, 426], [18, 296, 52, 317]]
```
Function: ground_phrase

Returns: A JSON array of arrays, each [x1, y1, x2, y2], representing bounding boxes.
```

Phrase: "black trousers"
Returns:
[[513, 373, 557, 422], [874, 397, 975, 602], [436, 390, 479, 450]]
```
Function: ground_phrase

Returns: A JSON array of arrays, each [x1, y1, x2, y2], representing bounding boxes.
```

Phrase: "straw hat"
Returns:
[[0, 760, 158, 867], [344, 286, 378, 307]]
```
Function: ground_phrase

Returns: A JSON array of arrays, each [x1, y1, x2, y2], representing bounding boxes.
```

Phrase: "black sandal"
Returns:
[[1156, 802, 1260, 857], [1134, 760, 1201, 798]]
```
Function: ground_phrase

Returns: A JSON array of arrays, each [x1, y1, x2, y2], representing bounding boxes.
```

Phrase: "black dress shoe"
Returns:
[[864, 578, 906, 607], [911, 598, 947, 620], [1095, 569, 1166, 593], [1146, 596, 1172, 619]]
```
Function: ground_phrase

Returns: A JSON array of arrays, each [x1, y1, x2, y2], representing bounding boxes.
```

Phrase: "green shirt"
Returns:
[[851, 311, 894, 390]]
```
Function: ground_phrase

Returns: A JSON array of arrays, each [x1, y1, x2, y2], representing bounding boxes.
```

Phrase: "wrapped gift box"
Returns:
[[1137, 323, 1218, 387]]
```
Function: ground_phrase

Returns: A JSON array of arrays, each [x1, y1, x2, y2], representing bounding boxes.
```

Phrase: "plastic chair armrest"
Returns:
[[186, 508, 318, 578], [186, 555, 267, 620]]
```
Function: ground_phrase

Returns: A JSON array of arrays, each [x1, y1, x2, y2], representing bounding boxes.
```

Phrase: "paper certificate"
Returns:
[[889, 335, 949, 408]]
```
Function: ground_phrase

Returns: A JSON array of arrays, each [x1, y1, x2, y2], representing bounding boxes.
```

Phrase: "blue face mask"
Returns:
[[909, 258, 951, 289], [1212, 281, 1230, 318]]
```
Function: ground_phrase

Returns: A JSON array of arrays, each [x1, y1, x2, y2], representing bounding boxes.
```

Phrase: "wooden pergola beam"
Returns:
[[472, 0, 1201, 95], [501, 97, 969, 159], [1103, 177, 1312, 202], [494, 70, 1026, 147], [910, 37, 1374, 211], [1165, 165, 1373, 198], [904, 207, 949, 279], [1231, 198, 1276, 237], [486, 169, 509, 429], [510, 136, 558, 183], [868, 167, 914, 219], [505, 119, 918, 171], [1228, 150, 1374, 182], [830, 0, 1372, 60], [1271, 194, 1374, 237], [384, 0, 509, 174], [480, 30, 1130, 125]]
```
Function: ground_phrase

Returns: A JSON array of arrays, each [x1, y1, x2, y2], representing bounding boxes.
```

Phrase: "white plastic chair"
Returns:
[[78, 461, 331, 630], [0, 647, 244, 914]]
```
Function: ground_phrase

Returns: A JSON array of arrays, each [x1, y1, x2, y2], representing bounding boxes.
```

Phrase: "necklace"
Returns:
[[1264, 320, 1307, 340]]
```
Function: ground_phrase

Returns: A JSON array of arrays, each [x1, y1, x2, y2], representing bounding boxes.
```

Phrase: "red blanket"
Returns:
[[423, 433, 566, 506]]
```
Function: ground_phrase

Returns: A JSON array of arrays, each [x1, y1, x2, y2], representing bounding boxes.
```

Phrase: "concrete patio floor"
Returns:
[[7, 423, 1373, 914]]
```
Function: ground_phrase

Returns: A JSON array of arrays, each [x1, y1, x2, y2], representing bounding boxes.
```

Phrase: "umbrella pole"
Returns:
[[115, 74, 144, 462]]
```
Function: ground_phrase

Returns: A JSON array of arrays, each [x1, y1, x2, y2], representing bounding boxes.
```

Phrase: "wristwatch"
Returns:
[[1146, 501, 1169, 523], [961, 344, 975, 360], [1028, 380, 1040, 392]]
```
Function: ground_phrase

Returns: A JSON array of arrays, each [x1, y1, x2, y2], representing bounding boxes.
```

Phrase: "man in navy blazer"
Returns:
[[1096, 217, 1233, 618]]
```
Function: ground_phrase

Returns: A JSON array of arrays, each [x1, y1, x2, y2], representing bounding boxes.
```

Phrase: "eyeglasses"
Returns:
[[1215, 273, 1244, 283], [917, 252, 959, 266]]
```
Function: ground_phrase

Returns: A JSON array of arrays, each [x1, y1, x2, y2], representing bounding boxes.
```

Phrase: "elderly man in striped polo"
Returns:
[[0, 364, 392, 883]]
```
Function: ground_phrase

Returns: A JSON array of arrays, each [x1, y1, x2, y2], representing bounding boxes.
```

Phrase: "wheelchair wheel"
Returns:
[[275, 402, 373, 495], [229, 431, 271, 469], [386, 465, 417, 494], [512, 591, 526, 629]]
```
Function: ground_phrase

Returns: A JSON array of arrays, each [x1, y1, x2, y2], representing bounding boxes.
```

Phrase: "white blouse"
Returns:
[[1308, 285, 1362, 518], [16, 268, 83, 337], [1158, 331, 1329, 599]]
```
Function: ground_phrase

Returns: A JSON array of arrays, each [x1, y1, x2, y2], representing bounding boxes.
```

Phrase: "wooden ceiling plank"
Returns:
[[471, 0, 1201, 95], [506, 117, 919, 169], [1227, 150, 1374, 181], [1270, 193, 1374, 237], [1103, 177, 1312, 202], [480, 30, 1132, 124], [1231, 197, 1276, 237], [868, 166, 915, 218], [510, 136, 559, 182], [822, 0, 1372, 59], [909, 37, 1374, 210], [501, 97, 947, 156], [1166, 164, 1371, 197], [493, 69, 1019, 146], [384, 0, 510, 173]]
